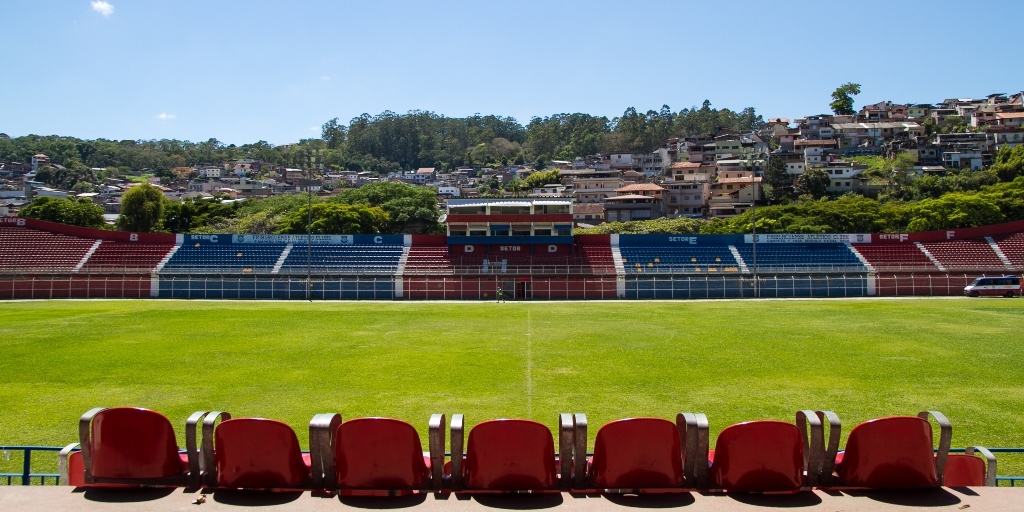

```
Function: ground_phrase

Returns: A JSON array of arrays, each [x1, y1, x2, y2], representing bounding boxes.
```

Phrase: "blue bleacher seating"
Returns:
[[279, 244, 402, 274], [733, 243, 867, 272], [619, 246, 740, 274], [161, 242, 288, 273]]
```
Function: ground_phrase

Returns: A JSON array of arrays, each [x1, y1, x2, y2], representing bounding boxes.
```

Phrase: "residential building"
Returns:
[[604, 195, 661, 223], [572, 203, 605, 226], [569, 176, 624, 203], [708, 173, 761, 218], [31, 154, 49, 171], [415, 167, 437, 184], [438, 186, 460, 198], [662, 179, 709, 217], [614, 183, 665, 201]]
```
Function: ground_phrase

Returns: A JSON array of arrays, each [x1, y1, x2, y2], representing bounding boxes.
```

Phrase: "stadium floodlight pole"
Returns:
[[750, 150, 759, 298], [306, 151, 312, 302]]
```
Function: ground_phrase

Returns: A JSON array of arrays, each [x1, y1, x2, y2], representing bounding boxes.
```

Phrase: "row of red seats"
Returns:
[[60, 407, 996, 495]]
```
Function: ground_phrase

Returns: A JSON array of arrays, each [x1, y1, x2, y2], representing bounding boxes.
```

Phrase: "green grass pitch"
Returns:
[[1, 298, 1023, 478]]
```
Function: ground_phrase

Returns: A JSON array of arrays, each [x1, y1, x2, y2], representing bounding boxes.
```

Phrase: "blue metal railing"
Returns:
[[3, 445, 1024, 486], [0, 446, 65, 485]]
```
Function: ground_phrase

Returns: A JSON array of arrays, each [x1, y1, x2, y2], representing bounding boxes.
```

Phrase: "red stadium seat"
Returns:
[[832, 411, 951, 489], [449, 414, 573, 492], [708, 420, 806, 493], [202, 413, 311, 490], [590, 418, 684, 489], [64, 407, 202, 487], [942, 447, 996, 487], [307, 413, 446, 495], [572, 414, 704, 492]]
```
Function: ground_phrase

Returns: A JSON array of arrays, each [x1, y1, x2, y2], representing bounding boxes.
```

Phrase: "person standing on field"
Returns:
[[497, 287, 504, 303]]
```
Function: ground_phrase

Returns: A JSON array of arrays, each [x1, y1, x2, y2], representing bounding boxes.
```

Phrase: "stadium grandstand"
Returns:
[[3, 212, 1024, 300]]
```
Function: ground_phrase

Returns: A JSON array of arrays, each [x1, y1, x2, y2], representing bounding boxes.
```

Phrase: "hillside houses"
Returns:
[[8, 89, 1023, 228]]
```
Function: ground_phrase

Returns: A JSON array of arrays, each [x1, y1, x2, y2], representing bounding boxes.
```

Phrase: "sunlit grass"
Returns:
[[1, 298, 1023, 479]]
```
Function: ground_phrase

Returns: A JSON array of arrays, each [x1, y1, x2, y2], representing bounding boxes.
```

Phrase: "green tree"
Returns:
[[523, 169, 562, 189], [161, 196, 238, 233], [117, 183, 165, 232], [334, 181, 443, 233], [992, 145, 1024, 182], [321, 118, 347, 149], [764, 155, 792, 201], [796, 168, 831, 198], [71, 181, 95, 194], [906, 193, 1005, 232], [575, 217, 704, 235], [19, 196, 105, 228], [278, 203, 389, 234], [830, 83, 862, 116]]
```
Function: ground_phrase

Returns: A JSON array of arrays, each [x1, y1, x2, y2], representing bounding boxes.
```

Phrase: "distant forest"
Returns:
[[0, 102, 763, 175]]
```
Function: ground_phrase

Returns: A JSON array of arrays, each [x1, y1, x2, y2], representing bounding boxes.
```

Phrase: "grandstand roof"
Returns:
[[447, 199, 572, 208]]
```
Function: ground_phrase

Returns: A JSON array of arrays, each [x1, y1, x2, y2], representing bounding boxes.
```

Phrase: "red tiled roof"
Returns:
[[606, 194, 656, 201], [616, 183, 665, 192], [716, 177, 763, 184], [573, 203, 605, 215], [670, 162, 702, 169]]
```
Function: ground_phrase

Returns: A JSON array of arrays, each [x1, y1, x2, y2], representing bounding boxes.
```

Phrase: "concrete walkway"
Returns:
[[2, 487, 1024, 511]]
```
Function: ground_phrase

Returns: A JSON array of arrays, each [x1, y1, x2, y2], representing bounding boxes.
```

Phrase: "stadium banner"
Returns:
[[743, 233, 872, 244], [182, 234, 403, 245], [617, 234, 745, 246], [233, 234, 353, 244]]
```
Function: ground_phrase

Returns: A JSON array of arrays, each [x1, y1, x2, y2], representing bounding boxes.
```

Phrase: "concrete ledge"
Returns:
[[2, 487, 1024, 511]]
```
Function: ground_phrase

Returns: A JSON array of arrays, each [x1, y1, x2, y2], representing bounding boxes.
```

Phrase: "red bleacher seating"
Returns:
[[404, 243, 615, 276], [0, 227, 94, 271], [578, 245, 615, 273], [61, 406, 997, 493], [852, 244, 937, 271], [995, 233, 1024, 268], [403, 247, 454, 275], [922, 240, 1006, 270], [81, 241, 174, 272]]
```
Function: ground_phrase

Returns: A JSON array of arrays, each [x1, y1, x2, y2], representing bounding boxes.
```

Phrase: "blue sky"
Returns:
[[2, 0, 1023, 145]]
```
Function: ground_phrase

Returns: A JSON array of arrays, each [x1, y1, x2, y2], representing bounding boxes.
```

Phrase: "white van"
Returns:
[[964, 276, 1021, 297]]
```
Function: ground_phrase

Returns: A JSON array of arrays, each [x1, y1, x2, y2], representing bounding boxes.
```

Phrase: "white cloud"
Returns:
[[91, 1, 114, 17], [309, 126, 319, 131], [320, 76, 331, 81], [156, 113, 176, 120]]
